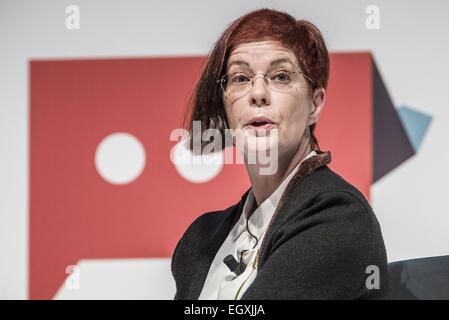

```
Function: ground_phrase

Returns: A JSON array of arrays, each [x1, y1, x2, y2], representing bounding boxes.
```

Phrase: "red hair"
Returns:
[[185, 8, 329, 151]]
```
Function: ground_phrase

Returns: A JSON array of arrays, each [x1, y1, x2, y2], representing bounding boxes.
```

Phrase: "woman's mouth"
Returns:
[[244, 117, 277, 133], [246, 122, 276, 129]]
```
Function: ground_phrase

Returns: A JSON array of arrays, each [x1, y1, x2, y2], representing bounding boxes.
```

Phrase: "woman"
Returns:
[[171, 8, 388, 299]]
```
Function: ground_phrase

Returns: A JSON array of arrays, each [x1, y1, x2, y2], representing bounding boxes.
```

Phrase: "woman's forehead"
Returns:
[[227, 41, 298, 69]]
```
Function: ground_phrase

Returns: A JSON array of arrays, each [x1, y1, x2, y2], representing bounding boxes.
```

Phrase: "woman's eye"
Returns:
[[230, 74, 250, 84], [272, 71, 291, 82]]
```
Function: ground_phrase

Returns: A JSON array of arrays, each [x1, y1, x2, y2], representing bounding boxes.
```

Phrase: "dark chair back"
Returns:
[[388, 255, 449, 300]]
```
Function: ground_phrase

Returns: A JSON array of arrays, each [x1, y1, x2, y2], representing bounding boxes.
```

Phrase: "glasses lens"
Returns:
[[268, 70, 296, 92], [220, 70, 310, 97], [222, 73, 251, 97]]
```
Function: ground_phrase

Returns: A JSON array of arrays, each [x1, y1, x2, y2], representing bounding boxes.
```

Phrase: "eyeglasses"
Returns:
[[217, 69, 314, 98]]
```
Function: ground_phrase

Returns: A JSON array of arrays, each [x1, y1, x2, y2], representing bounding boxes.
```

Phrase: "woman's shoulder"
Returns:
[[171, 200, 244, 288], [188, 202, 241, 233], [277, 165, 385, 249], [299, 165, 372, 207], [184, 188, 250, 234], [173, 199, 243, 253], [254, 166, 389, 299]]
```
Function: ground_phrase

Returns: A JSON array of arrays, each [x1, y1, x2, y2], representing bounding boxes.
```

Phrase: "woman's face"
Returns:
[[223, 40, 324, 161]]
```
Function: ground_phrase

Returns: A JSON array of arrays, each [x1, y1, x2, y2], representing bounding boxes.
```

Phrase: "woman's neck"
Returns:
[[245, 138, 311, 206]]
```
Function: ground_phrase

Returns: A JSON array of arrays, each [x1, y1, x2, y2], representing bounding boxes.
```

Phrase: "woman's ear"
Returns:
[[307, 88, 326, 126]]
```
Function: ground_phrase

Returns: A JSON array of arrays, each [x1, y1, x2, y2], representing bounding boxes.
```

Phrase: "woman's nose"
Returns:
[[249, 76, 271, 107]]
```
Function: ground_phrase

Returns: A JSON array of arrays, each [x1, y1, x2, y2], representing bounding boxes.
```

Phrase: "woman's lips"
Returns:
[[244, 123, 277, 133]]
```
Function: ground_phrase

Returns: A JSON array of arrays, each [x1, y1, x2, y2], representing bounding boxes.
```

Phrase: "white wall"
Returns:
[[1, 0, 448, 299]]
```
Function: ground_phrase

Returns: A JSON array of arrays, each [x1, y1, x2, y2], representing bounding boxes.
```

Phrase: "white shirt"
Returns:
[[198, 150, 317, 300]]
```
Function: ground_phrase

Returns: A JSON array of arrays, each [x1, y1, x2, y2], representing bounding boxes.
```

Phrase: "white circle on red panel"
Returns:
[[95, 132, 146, 185], [172, 138, 223, 183]]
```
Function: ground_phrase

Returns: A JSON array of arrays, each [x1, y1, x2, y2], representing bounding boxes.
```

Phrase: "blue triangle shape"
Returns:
[[397, 106, 432, 152]]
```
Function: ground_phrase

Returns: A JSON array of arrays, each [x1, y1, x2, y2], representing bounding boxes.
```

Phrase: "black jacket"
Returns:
[[171, 151, 389, 299]]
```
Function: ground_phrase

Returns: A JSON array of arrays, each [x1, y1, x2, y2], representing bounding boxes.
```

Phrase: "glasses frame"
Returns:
[[216, 68, 315, 94]]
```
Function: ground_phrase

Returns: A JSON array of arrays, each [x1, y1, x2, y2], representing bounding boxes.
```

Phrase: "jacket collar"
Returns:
[[236, 150, 332, 224], [278, 150, 332, 206]]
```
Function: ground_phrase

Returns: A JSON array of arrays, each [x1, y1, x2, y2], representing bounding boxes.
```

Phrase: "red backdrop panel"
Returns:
[[29, 53, 372, 299]]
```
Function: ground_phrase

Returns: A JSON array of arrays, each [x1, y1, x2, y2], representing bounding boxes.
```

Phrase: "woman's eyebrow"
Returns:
[[227, 58, 294, 70], [270, 58, 295, 67], [228, 60, 250, 69]]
